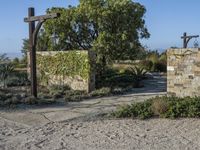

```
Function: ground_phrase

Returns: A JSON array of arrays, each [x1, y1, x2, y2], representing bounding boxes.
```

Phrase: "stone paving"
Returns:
[[0, 75, 166, 126]]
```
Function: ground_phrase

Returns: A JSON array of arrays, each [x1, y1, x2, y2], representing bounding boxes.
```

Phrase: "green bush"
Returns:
[[89, 87, 111, 97], [64, 90, 88, 102], [126, 66, 147, 88], [0, 62, 14, 87], [96, 68, 119, 88], [106, 75, 135, 88], [140, 60, 153, 71], [49, 85, 71, 96], [156, 61, 167, 72], [113, 96, 200, 119], [6, 71, 30, 87], [113, 100, 153, 119]]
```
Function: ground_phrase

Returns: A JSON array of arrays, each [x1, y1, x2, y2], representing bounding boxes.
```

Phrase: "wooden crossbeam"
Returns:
[[181, 35, 199, 39], [24, 13, 60, 22]]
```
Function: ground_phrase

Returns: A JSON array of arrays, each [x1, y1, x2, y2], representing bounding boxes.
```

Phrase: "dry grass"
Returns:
[[151, 97, 169, 116]]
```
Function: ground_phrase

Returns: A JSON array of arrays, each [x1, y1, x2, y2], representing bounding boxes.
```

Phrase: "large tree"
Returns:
[[23, 0, 149, 68]]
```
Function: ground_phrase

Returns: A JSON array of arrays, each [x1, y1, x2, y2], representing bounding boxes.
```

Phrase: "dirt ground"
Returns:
[[1, 116, 200, 150]]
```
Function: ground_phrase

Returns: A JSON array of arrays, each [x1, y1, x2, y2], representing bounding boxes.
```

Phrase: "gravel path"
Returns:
[[1, 117, 200, 150]]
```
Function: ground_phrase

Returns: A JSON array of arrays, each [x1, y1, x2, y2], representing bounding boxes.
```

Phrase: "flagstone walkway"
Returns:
[[0, 75, 166, 126]]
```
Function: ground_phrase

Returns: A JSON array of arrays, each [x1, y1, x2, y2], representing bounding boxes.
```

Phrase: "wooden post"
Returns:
[[183, 32, 187, 48], [181, 32, 199, 48], [24, 7, 60, 98], [28, 7, 37, 97]]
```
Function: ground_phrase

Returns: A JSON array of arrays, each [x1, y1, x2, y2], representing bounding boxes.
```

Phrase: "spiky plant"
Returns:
[[129, 66, 147, 88], [0, 63, 14, 87]]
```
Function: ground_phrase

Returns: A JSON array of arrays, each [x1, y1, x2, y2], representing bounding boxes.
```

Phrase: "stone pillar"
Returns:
[[167, 48, 200, 97]]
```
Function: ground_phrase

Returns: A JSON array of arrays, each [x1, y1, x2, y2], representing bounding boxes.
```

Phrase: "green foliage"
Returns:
[[164, 97, 200, 118], [37, 51, 91, 85], [113, 100, 153, 119], [11, 57, 27, 69], [96, 66, 147, 89], [129, 66, 147, 80], [141, 51, 167, 72], [113, 96, 200, 119], [48, 85, 71, 98], [127, 66, 147, 88], [147, 52, 159, 71], [0, 53, 9, 62], [7, 71, 30, 87], [40, 0, 149, 67], [89, 87, 111, 97], [0, 62, 14, 87], [21, 31, 50, 55], [64, 90, 88, 102], [157, 52, 167, 72], [140, 60, 153, 71]]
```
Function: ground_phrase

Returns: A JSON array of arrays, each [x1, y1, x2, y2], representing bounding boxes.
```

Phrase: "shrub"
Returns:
[[0, 62, 14, 87], [113, 105, 132, 118], [111, 87, 125, 95], [6, 71, 30, 87], [151, 97, 169, 117], [0, 92, 7, 102], [49, 85, 70, 96], [156, 61, 167, 72], [64, 90, 88, 102], [23, 96, 38, 105], [128, 66, 147, 88], [105, 75, 135, 88], [96, 68, 119, 88], [113, 100, 153, 119], [113, 96, 200, 119], [89, 87, 111, 97], [65, 94, 88, 102], [140, 60, 153, 71]]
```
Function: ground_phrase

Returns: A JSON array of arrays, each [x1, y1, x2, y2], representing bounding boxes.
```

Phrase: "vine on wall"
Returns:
[[37, 51, 90, 85]]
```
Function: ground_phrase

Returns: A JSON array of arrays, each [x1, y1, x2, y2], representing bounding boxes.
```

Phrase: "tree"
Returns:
[[22, 0, 150, 72], [0, 53, 9, 62], [21, 30, 50, 56], [44, 0, 149, 59]]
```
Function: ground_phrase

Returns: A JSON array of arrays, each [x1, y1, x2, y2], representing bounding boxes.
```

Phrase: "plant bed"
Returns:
[[112, 96, 200, 119]]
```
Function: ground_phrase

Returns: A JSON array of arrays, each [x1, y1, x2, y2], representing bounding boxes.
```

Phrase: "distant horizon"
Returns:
[[0, 52, 23, 59], [0, 47, 168, 59]]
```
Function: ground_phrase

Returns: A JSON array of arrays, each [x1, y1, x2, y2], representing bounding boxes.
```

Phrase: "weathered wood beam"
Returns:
[[24, 13, 60, 22], [181, 35, 199, 39]]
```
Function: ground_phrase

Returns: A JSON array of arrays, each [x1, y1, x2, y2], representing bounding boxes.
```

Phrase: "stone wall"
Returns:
[[28, 51, 96, 92], [167, 48, 200, 97]]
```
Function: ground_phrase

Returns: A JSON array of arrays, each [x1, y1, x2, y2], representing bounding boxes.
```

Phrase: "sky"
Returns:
[[0, 0, 200, 54]]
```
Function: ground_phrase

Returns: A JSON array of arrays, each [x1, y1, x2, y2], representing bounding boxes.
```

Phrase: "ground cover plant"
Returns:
[[113, 96, 200, 119]]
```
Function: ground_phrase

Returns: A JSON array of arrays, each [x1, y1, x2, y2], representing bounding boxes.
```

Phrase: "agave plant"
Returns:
[[129, 66, 147, 88], [0, 62, 14, 87]]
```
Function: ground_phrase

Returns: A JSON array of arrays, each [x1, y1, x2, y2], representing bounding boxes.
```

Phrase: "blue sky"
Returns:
[[0, 0, 200, 54]]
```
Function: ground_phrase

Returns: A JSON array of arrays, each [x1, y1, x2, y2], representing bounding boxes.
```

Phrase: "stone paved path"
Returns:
[[0, 75, 166, 126]]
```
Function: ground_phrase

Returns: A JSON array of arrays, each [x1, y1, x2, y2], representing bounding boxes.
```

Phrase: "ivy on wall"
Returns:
[[37, 51, 90, 85]]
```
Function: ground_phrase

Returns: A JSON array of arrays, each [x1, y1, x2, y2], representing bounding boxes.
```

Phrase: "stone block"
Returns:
[[167, 48, 200, 97]]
